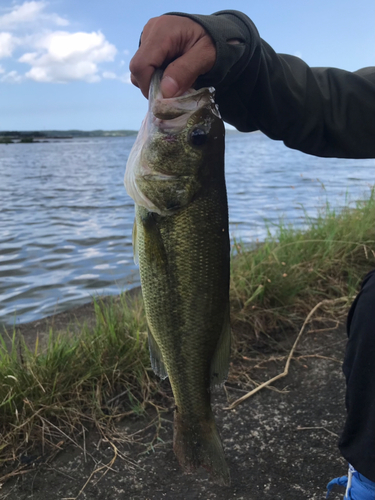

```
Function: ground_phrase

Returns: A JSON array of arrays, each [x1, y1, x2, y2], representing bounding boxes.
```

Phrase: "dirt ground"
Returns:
[[0, 299, 349, 500]]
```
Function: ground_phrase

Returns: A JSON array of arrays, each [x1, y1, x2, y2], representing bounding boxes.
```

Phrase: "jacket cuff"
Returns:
[[165, 11, 259, 88]]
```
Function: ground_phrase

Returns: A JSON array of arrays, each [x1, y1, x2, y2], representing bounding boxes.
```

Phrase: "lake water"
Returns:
[[0, 133, 373, 325]]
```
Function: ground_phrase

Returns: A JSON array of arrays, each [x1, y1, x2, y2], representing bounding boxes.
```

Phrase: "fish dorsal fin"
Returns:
[[210, 305, 231, 389], [148, 326, 168, 380], [132, 217, 139, 265]]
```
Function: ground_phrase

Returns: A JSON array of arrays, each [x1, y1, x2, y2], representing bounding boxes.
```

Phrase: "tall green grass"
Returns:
[[0, 294, 152, 464], [0, 191, 374, 465], [230, 193, 375, 335]]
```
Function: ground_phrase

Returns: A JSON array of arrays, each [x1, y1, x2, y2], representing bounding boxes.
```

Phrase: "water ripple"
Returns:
[[0, 134, 373, 325]]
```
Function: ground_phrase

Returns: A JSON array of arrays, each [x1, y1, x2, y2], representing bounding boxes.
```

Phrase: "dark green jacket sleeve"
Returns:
[[168, 11, 375, 159]]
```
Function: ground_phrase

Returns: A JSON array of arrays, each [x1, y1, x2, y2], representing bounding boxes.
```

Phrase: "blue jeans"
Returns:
[[327, 464, 375, 499]]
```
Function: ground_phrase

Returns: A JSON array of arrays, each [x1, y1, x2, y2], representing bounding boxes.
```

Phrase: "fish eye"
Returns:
[[190, 128, 207, 146]]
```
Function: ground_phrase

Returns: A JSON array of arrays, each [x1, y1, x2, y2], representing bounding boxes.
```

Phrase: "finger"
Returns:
[[130, 15, 211, 98], [130, 73, 139, 88], [130, 16, 184, 97], [129, 59, 155, 98], [160, 37, 215, 98]]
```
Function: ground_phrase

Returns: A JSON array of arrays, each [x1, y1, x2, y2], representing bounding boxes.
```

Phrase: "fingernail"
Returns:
[[161, 75, 179, 98]]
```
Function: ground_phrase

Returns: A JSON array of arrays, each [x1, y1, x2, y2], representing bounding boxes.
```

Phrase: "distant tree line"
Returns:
[[0, 130, 137, 139]]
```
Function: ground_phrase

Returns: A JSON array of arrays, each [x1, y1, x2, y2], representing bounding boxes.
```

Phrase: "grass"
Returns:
[[1, 190, 374, 468], [230, 193, 375, 334], [0, 294, 155, 466]]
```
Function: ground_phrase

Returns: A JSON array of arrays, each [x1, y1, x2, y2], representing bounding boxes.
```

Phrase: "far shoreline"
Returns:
[[0, 129, 138, 144]]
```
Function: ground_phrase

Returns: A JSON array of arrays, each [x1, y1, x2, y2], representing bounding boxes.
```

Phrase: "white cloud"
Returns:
[[100, 71, 131, 84], [0, 32, 18, 58], [19, 31, 117, 82], [0, 64, 5, 73], [1, 70, 22, 82], [102, 71, 116, 79], [119, 72, 131, 84], [0, 1, 68, 30], [0, 2, 119, 84]]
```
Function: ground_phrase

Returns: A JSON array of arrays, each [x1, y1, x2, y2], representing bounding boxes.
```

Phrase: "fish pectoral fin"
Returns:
[[148, 327, 168, 380], [132, 217, 139, 265], [210, 305, 231, 389]]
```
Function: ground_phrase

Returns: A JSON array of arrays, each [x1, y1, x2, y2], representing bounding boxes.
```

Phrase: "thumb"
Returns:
[[160, 37, 216, 98]]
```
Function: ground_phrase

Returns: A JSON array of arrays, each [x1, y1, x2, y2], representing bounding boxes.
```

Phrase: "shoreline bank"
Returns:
[[1, 287, 142, 352]]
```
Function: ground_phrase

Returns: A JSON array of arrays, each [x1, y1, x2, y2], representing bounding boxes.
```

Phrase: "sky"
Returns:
[[0, 0, 374, 131]]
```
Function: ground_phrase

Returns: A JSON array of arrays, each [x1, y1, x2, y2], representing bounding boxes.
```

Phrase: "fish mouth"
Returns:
[[149, 70, 219, 128], [124, 70, 221, 215]]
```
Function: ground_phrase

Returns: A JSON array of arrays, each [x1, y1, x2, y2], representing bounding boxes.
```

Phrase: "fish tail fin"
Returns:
[[173, 410, 230, 486]]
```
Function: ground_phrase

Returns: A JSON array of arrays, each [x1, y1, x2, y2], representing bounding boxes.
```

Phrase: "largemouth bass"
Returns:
[[124, 70, 231, 485]]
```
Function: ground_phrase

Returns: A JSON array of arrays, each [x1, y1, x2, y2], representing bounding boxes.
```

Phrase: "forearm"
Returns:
[[170, 11, 375, 159]]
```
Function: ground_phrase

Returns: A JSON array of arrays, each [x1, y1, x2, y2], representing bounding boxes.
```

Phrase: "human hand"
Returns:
[[129, 15, 216, 98]]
